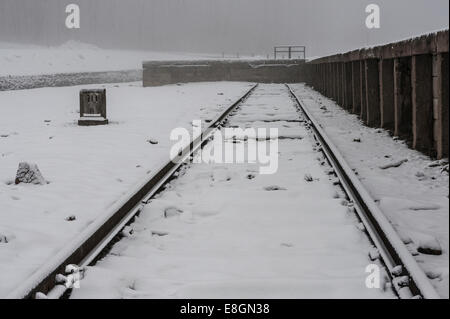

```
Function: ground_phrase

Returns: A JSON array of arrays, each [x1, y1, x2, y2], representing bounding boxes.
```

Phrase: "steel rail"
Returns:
[[286, 84, 440, 299], [7, 84, 258, 299]]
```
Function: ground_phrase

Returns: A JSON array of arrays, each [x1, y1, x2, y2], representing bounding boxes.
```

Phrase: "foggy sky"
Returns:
[[0, 0, 448, 57]]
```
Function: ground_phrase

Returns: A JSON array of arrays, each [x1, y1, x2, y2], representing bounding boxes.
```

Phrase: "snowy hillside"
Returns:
[[0, 41, 235, 77]]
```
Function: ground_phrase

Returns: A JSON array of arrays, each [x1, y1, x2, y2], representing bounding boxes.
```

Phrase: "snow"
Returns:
[[70, 84, 394, 299], [0, 81, 253, 297], [0, 41, 257, 77], [290, 84, 449, 298]]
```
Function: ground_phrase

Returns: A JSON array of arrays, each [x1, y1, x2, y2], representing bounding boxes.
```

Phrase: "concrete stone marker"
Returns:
[[78, 89, 108, 126]]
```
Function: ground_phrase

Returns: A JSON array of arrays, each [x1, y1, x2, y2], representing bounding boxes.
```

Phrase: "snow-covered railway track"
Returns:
[[69, 84, 438, 299], [6, 84, 258, 299], [286, 85, 440, 299], [9, 83, 439, 299], [73, 84, 392, 299]]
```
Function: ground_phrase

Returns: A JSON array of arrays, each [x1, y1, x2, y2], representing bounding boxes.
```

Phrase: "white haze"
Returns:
[[0, 0, 448, 57]]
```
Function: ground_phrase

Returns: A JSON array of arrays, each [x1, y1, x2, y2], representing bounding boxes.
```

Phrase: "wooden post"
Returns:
[[345, 62, 353, 110], [334, 63, 340, 102], [365, 59, 381, 127], [379, 59, 395, 130], [360, 60, 367, 121], [394, 58, 413, 140], [411, 54, 434, 155], [340, 62, 346, 107], [352, 61, 361, 114]]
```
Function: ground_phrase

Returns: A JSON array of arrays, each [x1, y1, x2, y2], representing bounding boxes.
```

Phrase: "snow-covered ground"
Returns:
[[70, 84, 393, 299], [0, 81, 253, 297], [290, 84, 449, 298], [0, 41, 257, 77]]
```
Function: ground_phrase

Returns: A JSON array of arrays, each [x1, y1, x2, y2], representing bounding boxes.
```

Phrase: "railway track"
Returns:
[[8, 83, 440, 299], [286, 84, 440, 299], [6, 84, 258, 299]]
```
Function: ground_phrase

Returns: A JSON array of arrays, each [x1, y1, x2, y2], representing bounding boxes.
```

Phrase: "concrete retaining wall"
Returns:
[[304, 30, 449, 159], [143, 60, 305, 87]]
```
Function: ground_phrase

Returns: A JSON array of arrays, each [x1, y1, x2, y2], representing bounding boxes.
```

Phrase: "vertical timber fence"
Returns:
[[304, 30, 449, 159]]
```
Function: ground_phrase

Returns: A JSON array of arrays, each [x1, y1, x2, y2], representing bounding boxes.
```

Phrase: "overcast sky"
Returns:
[[0, 0, 448, 57]]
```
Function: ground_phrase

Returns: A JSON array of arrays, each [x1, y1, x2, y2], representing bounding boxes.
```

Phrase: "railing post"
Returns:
[[433, 52, 449, 159], [394, 57, 413, 139], [341, 62, 345, 107], [345, 62, 353, 110], [360, 59, 367, 121], [333, 62, 338, 101], [365, 58, 381, 127], [411, 54, 434, 155], [352, 60, 361, 114], [379, 59, 395, 130]]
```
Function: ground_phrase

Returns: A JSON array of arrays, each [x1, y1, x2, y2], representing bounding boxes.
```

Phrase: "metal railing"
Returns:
[[274, 45, 306, 60]]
